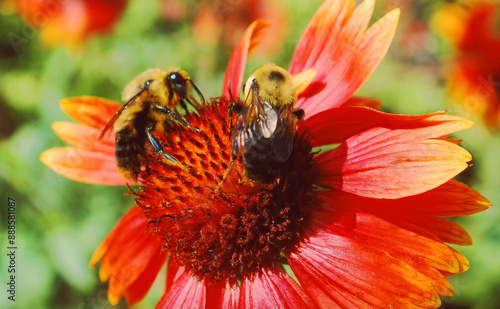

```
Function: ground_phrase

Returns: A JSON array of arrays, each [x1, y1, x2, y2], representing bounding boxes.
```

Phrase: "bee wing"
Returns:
[[231, 102, 253, 158], [231, 100, 293, 163], [270, 106, 294, 162]]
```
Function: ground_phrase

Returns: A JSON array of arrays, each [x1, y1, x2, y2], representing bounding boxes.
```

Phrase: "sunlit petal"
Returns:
[[40, 147, 126, 185], [317, 116, 473, 198]]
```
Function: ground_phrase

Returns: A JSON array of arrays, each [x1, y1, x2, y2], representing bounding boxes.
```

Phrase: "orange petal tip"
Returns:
[[222, 19, 270, 98], [108, 292, 121, 306], [59, 96, 121, 129], [89, 247, 105, 269]]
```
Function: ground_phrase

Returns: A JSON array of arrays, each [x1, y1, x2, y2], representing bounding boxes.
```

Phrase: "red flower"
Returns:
[[41, 0, 490, 307], [6, 0, 128, 49], [432, 1, 500, 132]]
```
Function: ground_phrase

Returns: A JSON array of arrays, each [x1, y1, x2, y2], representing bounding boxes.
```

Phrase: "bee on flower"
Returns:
[[219, 63, 307, 188], [98, 67, 205, 181]]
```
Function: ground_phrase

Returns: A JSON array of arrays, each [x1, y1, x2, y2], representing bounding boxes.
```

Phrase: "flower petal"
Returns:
[[288, 230, 442, 308], [300, 107, 445, 147], [222, 20, 270, 99], [292, 69, 317, 97], [40, 147, 126, 185], [90, 206, 167, 305], [60, 96, 121, 130], [165, 260, 183, 294], [290, 0, 355, 74], [409, 215, 473, 245], [316, 115, 474, 199], [308, 202, 459, 297], [315, 179, 489, 246], [290, 0, 399, 118], [388, 179, 491, 217], [321, 179, 489, 217], [239, 265, 317, 309], [206, 279, 240, 309], [316, 193, 470, 271], [123, 252, 167, 305], [156, 271, 206, 309], [52, 121, 115, 155], [341, 96, 381, 109]]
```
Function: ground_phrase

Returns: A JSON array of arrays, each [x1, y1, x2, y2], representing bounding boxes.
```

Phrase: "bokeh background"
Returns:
[[0, 0, 499, 308]]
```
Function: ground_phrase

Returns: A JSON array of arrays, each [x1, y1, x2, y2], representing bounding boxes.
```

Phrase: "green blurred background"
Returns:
[[0, 0, 498, 308]]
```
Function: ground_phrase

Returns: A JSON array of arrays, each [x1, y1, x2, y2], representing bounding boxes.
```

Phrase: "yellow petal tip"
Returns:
[[293, 69, 317, 96], [108, 292, 121, 306]]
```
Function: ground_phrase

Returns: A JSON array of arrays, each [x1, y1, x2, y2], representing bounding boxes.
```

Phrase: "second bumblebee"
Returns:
[[224, 63, 304, 185]]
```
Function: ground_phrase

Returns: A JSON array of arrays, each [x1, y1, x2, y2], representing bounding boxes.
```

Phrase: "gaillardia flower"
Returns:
[[41, 0, 490, 308], [431, 0, 500, 132]]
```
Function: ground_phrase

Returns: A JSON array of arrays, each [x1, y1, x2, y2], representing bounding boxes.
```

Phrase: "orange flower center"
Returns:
[[134, 98, 319, 281]]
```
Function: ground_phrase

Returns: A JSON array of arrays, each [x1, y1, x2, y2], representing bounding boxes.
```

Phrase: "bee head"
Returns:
[[244, 63, 296, 107], [122, 68, 171, 104], [167, 70, 189, 99]]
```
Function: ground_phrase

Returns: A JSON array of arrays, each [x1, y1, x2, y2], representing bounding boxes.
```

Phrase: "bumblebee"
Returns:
[[99, 67, 205, 181], [220, 63, 304, 188]]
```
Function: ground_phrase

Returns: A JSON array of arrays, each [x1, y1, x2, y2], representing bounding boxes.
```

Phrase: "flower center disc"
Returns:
[[136, 98, 319, 281]]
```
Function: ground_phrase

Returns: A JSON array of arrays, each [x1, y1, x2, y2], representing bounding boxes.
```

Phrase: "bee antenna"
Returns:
[[98, 83, 150, 141], [189, 79, 205, 105]]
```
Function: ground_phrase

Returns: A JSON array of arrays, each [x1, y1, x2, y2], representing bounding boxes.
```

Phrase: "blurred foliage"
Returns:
[[0, 0, 498, 308]]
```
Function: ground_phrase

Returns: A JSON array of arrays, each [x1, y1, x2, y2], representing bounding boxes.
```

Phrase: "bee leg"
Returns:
[[215, 156, 235, 193], [227, 102, 243, 132], [146, 126, 188, 172], [179, 99, 189, 113], [153, 104, 201, 133]]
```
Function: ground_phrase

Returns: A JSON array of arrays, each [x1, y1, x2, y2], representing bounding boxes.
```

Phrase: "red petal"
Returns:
[[52, 121, 115, 155], [300, 106, 445, 147], [123, 247, 167, 305], [287, 230, 442, 308], [239, 265, 317, 309], [410, 215, 473, 245], [40, 147, 126, 185], [290, 0, 355, 73], [90, 206, 167, 305], [359, 209, 474, 246], [89, 207, 145, 269], [206, 279, 240, 309], [165, 260, 183, 293], [390, 180, 491, 217], [60, 96, 121, 130], [222, 20, 270, 99], [315, 180, 488, 246], [316, 115, 474, 199], [290, 0, 399, 118], [322, 179, 489, 217], [309, 205, 459, 297], [156, 271, 206, 309], [316, 196, 470, 272]]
